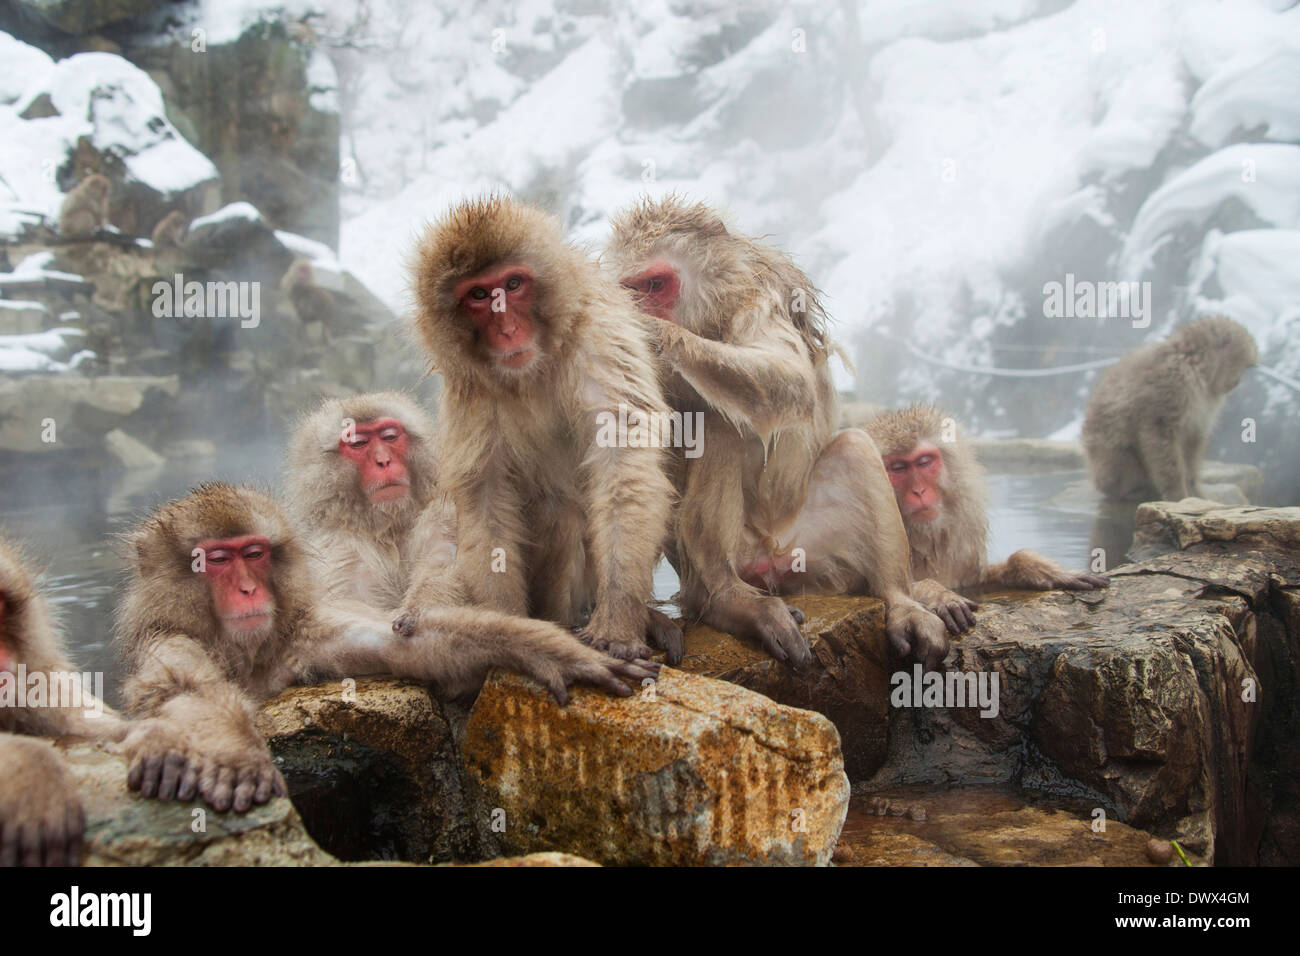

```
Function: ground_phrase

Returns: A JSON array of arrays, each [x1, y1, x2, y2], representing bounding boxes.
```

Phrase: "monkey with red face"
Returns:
[[606, 196, 951, 670], [288, 391, 457, 611], [117, 483, 657, 814], [866, 404, 1108, 633], [404, 196, 683, 665]]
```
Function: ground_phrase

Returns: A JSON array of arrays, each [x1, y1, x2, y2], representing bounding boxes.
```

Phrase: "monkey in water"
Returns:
[[116, 483, 657, 814], [57, 173, 111, 238], [607, 196, 950, 670], [403, 195, 683, 665], [0, 537, 128, 866], [1083, 315, 1258, 502], [866, 404, 1109, 634], [287, 391, 457, 612]]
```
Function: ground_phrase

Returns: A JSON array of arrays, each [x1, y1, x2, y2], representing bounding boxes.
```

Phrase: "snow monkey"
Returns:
[[867, 404, 1109, 634], [606, 195, 950, 671], [287, 390, 457, 611], [0, 536, 127, 866], [116, 483, 658, 814], [150, 210, 189, 255], [403, 195, 684, 665], [1083, 315, 1259, 502], [57, 173, 111, 237]]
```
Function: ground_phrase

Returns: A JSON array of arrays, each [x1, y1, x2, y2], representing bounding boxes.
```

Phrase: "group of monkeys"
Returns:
[[1, 193, 1260, 866]]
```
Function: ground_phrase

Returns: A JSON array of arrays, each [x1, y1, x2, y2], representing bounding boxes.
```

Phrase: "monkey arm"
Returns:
[[306, 602, 658, 704], [0, 733, 86, 866], [121, 635, 284, 813], [656, 320, 820, 438], [980, 550, 1109, 591], [1137, 420, 1191, 500]]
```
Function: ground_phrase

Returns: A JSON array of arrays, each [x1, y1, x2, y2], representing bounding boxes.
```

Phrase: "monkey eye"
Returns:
[[206, 550, 233, 565], [379, 428, 400, 442], [348, 438, 369, 449], [469, 287, 489, 300], [647, 278, 662, 292], [241, 544, 268, 561], [505, 275, 522, 291]]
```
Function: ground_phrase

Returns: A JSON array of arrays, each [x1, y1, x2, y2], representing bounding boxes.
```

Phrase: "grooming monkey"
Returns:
[[403, 196, 683, 664], [0, 537, 127, 866], [867, 404, 1109, 633], [607, 196, 950, 670], [1083, 316, 1258, 502], [116, 483, 657, 814]]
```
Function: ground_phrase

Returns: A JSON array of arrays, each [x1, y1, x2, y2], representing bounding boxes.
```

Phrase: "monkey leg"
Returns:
[[0, 734, 85, 867], [1137, 422, 1191, 500], [772, 428, 950, 670], [526, 499, 590, 628], [982, 550, 1109, 592], [677, 429, 811, 669]]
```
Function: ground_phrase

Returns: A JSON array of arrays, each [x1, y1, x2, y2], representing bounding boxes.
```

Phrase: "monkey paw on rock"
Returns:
[[886, 603, 950, 672], [579, 601, 684, 667], [0, 735, 86, 867], [124, 719, 285, 814], [528, 640, 661, 706]]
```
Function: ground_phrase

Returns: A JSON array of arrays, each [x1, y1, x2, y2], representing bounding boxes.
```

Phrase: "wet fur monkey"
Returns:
[[1083, 316, 1258, 502], [0, 537, 127, 866], [866, 404, 1108, 633], [606, 196, 950, 670], [288, 391, 457, 611], [404, 195, 683, 664], [116, 483, 657, 814]]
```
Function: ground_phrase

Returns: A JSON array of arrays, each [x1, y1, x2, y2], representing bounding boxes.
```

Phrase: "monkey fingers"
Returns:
[[748, 600, 812, 670], [579, 630, 655, 663], [787, 605, 806, 625], [930, 594, 978, 635], [886, 608, 950, 672], [646, 606, 685, 665], [1060, 573, 1110, 590]]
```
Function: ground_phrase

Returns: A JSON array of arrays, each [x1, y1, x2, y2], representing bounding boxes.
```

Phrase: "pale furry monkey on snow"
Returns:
[[606, 195, 951, 670], [1083, 315, 1258, 502]]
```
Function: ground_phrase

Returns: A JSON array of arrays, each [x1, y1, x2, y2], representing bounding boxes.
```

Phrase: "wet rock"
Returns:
[[678, 594, 891, 779], [255, 678, 485, 864], [103, 427, 163, 469], [837, 787, 1186, 866], [61, 741, 334, 866], [0, 373, 177, 452], [862, 503, 1300, 864], [464, 667, 850, 866], [11, 0, 159, 35], [971, 438, 1086, 472], [1130, 500, 1300, 560]]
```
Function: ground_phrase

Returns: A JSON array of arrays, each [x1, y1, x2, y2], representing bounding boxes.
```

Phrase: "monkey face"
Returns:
[[883, 443, 945, 523], [197, 536, 277, 638], [339, 418, 412, 504], [455, 264, 541, 373], [621, 260, 681, 323]]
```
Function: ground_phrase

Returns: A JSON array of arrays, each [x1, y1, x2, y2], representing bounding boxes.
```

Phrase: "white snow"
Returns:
[[1120, 144, 1300, 277], [274, 230, 338, 265], [190, 202, 264, 229], [1190, 48, 1300, 147], [0, 30, 53, 104]]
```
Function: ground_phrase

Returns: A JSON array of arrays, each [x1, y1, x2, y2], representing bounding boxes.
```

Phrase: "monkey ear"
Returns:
[[704, 219, 728, 238]]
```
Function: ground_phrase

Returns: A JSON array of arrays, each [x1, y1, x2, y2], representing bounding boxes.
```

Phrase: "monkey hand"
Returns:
[[886, 600, 950, 672], [1000, 551, 1110, 591], [525, 636, 661, 706], [1052, 570, 1110, 590], [913, 579, 978, 635], [124, 718, 285, 814], [578, 597, 668, 664], [0, 735, 86, 867]]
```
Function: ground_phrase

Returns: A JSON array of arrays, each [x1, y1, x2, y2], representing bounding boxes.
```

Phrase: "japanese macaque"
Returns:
[[116, 483, 657, 813], [866, 405, 1109, 634], [287, 391, 457, 611], [281, 258, 347, 336], [606, 196, 949, 670], [0, 538, 126, 866], [150, 210, 189, 255], [404, 195, 683, 665], [57, 173, 111, 237], [1083, 316, 1258, 502]]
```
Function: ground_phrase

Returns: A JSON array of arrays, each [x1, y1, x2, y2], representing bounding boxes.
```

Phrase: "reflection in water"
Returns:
[[0, 456, 1129, 710]]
